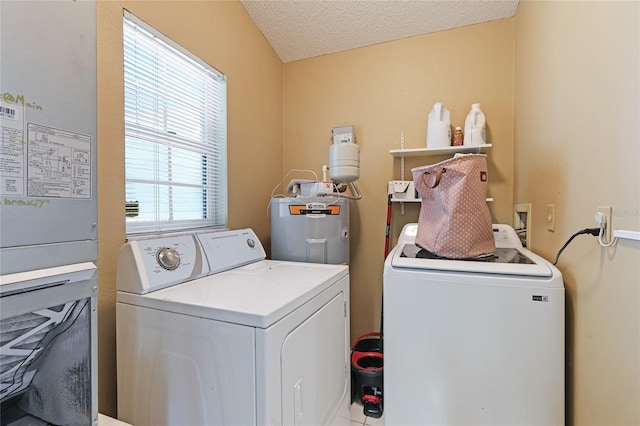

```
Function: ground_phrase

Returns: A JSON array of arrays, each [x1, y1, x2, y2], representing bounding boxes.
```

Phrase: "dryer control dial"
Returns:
[[156, 247, 181, 270]]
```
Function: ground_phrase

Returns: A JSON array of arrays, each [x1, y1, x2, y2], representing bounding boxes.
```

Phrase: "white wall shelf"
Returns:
[[389, 144, 492, 157], [389, 132, 494, 215], [390, 198, 421, 203], [613, 230, 640, 241], [389, 197, 494, 203]]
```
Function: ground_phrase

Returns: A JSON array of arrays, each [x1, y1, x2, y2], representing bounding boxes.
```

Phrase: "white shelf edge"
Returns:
[[390, 198, 421, 203], [390, 197, 494, 203], [389, 144, 492, 157], [613, 230, 640, 241]]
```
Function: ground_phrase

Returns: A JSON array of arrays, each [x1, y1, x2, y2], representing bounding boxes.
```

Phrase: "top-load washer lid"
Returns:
[[390, 223, 552, 277], [116, 260, 348, 328], [390, 243, 552, 277]]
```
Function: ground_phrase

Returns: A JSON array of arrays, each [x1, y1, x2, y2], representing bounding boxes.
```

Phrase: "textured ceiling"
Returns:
[[241, 0, 519, 63]]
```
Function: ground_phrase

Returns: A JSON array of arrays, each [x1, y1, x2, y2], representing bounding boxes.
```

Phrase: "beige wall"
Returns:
[[93, 1, 640, 423], [96, 0, 283, 415], [283, 19, 515, 343], [514, 1, 639, 424]]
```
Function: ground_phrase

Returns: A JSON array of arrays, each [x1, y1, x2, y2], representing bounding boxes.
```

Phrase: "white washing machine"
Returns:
[[383, 224, 564, 425], [116, 228, 351, 426]]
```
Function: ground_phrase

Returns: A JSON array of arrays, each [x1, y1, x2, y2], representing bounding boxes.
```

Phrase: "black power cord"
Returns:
[[553, 227, 601, 265]]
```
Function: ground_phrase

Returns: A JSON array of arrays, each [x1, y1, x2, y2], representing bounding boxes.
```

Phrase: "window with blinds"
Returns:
[[123, 11, 227, 235]]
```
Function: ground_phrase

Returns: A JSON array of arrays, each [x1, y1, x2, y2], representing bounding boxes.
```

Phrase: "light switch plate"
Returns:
[[546, 204, 555, 232]]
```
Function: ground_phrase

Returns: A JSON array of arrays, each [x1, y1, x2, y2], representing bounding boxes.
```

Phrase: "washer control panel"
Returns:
[[117, 234, 207, 294], [117, 229, 266, 294]]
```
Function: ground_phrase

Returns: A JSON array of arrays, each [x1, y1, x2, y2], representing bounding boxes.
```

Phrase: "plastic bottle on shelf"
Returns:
[[426, 102, 451, 148], [452, 126, 463, 146], [463, 103, 487, 146]]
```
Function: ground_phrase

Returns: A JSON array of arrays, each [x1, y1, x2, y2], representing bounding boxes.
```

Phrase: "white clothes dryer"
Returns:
[[116, 229, 351, 426], [383, 224, 564, 425]]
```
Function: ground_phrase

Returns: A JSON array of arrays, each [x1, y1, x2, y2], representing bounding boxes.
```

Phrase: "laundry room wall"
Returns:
[[514, 1, 640, 424], [282, 19, 515, 343], [96, 0, 283, 416]]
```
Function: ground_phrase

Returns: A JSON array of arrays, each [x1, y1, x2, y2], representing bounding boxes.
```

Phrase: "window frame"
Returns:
[[123, 11, 228, 236]]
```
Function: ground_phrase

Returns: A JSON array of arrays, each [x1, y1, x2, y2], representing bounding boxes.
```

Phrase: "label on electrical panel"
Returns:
[[289, 203, 341, 215], [26, 123, 92, 199]]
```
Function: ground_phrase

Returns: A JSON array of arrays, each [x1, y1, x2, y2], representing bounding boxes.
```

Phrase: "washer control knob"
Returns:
[[247, 238, 255, 248], [157, 247, 180, 270]]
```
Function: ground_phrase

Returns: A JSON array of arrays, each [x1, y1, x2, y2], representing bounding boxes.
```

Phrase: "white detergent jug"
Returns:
[[463, 103, 487, 146], [426, 102, 451, 148]]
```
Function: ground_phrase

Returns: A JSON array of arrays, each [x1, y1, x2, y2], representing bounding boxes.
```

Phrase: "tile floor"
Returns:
[[350, 403, 384, 426]]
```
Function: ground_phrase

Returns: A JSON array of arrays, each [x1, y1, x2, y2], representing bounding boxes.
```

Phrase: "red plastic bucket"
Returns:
[[352, 331, 383, 353], [351, 332, 383, 408]]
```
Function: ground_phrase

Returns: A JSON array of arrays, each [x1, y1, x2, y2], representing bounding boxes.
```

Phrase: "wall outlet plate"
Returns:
[[596, 205, 613, 242]]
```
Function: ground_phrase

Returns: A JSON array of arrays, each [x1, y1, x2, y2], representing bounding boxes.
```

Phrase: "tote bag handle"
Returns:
[[421, 168, 446, 189]]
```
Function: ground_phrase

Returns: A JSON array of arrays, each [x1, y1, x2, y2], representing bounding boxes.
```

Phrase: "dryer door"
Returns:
[[281, 292, 349, 426]]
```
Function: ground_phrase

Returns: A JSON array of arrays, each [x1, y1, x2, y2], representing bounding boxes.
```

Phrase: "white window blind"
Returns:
[[123, 11, 227, 235]]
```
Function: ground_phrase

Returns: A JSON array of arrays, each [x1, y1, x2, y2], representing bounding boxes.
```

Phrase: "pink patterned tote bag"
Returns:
[[411, 154, 495, 259]]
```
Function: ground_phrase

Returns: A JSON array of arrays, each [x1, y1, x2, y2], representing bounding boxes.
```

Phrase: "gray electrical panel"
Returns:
[[0, 1, 97, 274]]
